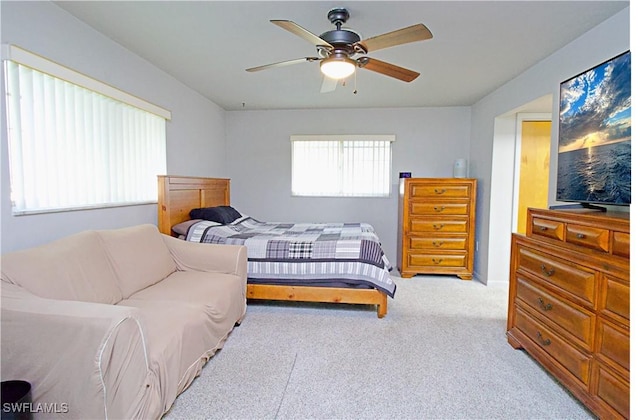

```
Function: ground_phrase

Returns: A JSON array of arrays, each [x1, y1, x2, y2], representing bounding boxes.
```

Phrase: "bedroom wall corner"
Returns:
[[0, 1, 228, 254]]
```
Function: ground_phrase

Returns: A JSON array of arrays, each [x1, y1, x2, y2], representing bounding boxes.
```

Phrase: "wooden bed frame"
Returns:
[[158, 175, 388, 318]]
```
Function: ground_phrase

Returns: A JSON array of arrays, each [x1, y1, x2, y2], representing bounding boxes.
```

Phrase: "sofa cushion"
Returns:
[[123, 271, 246, 325], [98, 224, 177, 298], [0, 231, 123, 304]]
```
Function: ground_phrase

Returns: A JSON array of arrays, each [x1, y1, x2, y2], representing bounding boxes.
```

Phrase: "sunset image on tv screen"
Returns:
[[557, 51, 631, 205]]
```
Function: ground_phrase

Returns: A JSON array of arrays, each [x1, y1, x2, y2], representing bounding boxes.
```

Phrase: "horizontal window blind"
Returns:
[[291, 135, 394, 197], [3, 46, 169, 214]]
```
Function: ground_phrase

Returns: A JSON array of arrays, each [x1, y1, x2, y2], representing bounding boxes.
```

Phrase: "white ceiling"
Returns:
[[54, 1, 628, 111]]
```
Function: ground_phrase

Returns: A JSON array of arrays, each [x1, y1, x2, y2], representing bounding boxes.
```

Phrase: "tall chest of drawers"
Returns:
[[507, 208, 630, 419], [397, 178, 476, 280]]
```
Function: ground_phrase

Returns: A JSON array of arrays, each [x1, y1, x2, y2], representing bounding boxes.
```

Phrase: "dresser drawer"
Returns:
[[408, 183, 471, 199], [611, 232, 630, 258], [591, 363, 630, 419], [566, 224, 609, 252], [530, 217, 564, 241], [601, 276, 630, 324], [514, 307, 591, 386], [410, 202, 469, 216], [516, 247, 597, 307], [408, 236, 467, 251], [408, 219, 469, 233], [596, 318, 629, 372], [407, 253, 467, 268], [515, 276, 595, 348]]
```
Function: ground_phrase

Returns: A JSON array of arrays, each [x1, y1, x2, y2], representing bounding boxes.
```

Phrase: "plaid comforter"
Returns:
[[185, 217, 395, 297]]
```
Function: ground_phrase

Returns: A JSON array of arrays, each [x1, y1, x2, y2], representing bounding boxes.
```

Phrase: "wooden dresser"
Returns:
[[507, 208, 630, 419], [397, 178, 476, 279]]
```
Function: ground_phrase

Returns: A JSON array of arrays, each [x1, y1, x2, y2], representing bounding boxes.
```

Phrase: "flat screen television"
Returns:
[[556, 50, 631, 207]]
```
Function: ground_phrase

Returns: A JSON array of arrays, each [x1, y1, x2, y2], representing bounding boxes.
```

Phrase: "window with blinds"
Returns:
[[291, 135, 394, 197], [3, 45, 170, 215]]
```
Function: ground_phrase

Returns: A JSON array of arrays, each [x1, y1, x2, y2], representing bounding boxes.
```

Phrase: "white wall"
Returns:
[[471, 7, 630, 284], [225, 107, 471, 268], [0, 1, 227, 253]]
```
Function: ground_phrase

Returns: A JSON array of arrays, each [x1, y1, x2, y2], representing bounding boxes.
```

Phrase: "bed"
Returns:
[[158, 175, 394, 317]]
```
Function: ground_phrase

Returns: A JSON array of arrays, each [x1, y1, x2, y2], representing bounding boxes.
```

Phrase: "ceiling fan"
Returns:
[[246, 8, 433, 92]]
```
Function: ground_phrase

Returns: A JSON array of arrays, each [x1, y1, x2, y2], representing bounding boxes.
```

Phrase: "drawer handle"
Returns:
[[434, 188, 447, 194], [540, 264, 555, 277], [434, 206, 446, 212], [576, 233, 586, 239], [539, 226, 548, 231], [536, 332, 551, 346], [433, 224, 444, 230], [537, 297, 553, 311], [432, 258, 443, 264], [432, 241, 443, 247]]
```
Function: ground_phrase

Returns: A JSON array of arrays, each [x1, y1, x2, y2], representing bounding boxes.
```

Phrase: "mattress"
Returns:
[[184, 217, 396, 297]]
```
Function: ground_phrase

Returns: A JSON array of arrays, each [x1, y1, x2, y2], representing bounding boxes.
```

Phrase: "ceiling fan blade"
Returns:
[[320, 76, 338, 93], [246, 57, 319, 72], [358, 24, 433, 53], [357, 57, 420, 82], [271, 20, 333, 48]]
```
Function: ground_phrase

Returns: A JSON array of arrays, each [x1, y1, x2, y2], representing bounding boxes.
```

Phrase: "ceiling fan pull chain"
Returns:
[[353, 69, 358, 95]]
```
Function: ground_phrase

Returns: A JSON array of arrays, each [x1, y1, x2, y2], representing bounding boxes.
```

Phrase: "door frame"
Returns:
[[486, 102, 551, 284]]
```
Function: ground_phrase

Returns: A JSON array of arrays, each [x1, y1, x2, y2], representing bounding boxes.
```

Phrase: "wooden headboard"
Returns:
[[157, 175, 230, 235]]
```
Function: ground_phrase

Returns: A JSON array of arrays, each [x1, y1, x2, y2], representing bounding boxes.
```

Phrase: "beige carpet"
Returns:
[[164, 276, 594, 419]]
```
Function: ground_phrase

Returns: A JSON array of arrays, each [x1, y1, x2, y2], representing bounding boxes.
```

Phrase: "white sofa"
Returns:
[[1, 224, 247, 419]]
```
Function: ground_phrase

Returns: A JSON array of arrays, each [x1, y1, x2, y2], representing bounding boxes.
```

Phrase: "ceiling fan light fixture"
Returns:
[[321, 57, 356, 79]]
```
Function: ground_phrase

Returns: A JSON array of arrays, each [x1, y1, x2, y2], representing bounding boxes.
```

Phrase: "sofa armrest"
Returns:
[[0, 283, 154, 419], [161, 234, 247, 279]]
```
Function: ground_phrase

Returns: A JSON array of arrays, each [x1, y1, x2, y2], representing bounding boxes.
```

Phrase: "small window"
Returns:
[[3, 45, 170, 215], [291, 135, 394, 197]]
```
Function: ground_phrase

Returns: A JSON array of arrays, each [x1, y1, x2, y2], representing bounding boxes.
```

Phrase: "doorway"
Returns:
[[486, 98, 552, 285]]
